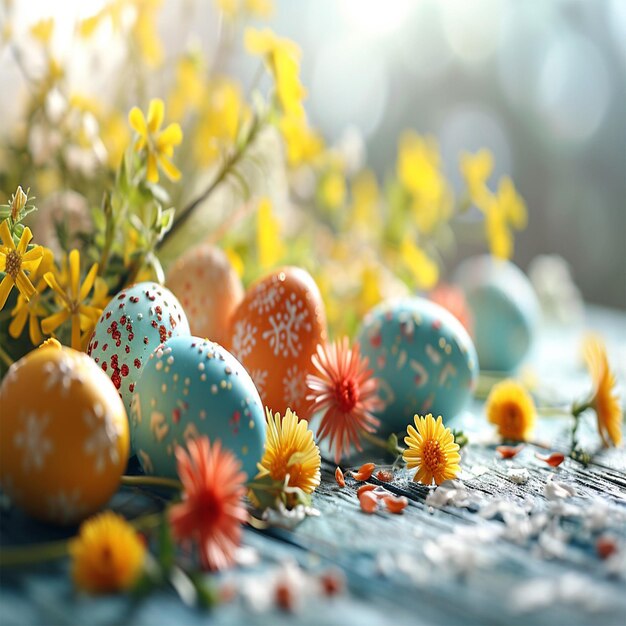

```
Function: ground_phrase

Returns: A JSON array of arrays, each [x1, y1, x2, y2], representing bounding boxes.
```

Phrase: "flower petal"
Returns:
[[128, 107, 147, 136], [147, 98, 164, 134], [156, 123, 182, 148], [0, 220, 14, 248], [158, 155, 181, 181], [41, 309, 70, 334], [79, 263, 99, 301], [146, 152, 159, 183]]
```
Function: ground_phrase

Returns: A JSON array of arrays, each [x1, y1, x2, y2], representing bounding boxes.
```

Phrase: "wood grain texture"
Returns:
[[1, 306, 625, 625]]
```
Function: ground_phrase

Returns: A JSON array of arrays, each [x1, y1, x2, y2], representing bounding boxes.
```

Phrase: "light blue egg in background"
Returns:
[[454, 255, 539, 372], [357, 298, 478, 435], [130, 336, 266, 480]]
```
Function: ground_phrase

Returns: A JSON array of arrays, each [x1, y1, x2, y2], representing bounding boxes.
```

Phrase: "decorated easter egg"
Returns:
[[87, 282, 190, 415], [454, 255, 539, 372], [166, 244, 244, 348], [0, 343, 129, 525], [229, 267, 327, 419], [130, 336, 266, 479], [357, 298, 478, 435]]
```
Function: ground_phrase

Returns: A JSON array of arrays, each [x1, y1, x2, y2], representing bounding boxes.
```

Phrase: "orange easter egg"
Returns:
[[0, 343, 129, 525], [229, 267, 327, 418], [166, 244, 243, 348]]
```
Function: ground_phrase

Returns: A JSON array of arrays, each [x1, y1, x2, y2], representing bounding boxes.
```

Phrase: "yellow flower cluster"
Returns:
[[461, 150, 527, 260]]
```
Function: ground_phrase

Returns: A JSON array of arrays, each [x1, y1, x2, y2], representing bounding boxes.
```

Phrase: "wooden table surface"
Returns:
[[1, 306, 625, 626]]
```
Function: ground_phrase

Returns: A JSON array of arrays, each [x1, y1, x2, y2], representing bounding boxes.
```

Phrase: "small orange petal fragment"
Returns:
[[359, 491, 378, 514], [320, 569, 345, 596], [535, 452, 565, 467], [275, 580, 295, 612], [335, 466, 345, 487], [375, 469, 394, 482], [496, 444, 524, 459], [596, 536, 618, 560], [352, 462, 376, 481], [357, 483, 377, 497], [383, 495, 408, 514]]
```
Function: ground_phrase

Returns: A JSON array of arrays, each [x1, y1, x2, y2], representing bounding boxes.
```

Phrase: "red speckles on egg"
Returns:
[[121, 364, 129, 377], [101, 362, 107, 371], [159, 325, 167, 343], [172, 408, 181, 424], [134, 358, 141, 369]]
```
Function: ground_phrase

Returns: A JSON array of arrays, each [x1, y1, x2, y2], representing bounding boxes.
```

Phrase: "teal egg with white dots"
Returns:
[[130, 336, 266, 480], [357, 298, 478, 435]]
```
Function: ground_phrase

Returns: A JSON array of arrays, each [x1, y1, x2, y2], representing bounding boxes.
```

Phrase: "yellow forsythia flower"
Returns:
[[257, 197, 284, 269], [400, 238, 439, 290]]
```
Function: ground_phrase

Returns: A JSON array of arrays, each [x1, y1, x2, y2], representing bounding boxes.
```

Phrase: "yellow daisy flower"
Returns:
[[9, 248, 54, 346], [41, 250, 102, 351], [583, 337, 622, 447], [0, 220, 44, 310], [485, 379, 536, 441], [128, 98, 183, 183], [256, 407, 321, 495], [70, 511, 145, 594], [403, 414, 461, 486]]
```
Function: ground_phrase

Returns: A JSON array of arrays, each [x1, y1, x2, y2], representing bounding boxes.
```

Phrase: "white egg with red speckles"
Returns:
[[87, 282, 190, 420]]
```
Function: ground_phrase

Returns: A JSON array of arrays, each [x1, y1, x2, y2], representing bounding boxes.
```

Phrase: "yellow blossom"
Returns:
[[486, 379, 536, 441], [100, 110, 130, 170], [193, 79, 243, 167], [245, 28, 306, 117], [403, 414, 461, 485], [256, 408, 321, 495], [350, 169, 380, 232], [483, 176, 527, 260], [9, 248, 54, 346], [245, 0, 274, 18], [257, 197, 284, 269], [397, 131, 452, 234], [0, 221, 44, 310], [583, 337, 622, 447], [460, 148, 493, 209], [132, 0, 164, 67], [70, 511, 145, 594], [168, 55, 206, 121], [224, 247, 244, 278], [30, 18, 54, 45], [319, 169, 347, 210], [41, 249, 102, 351], [279, 113, 323, 166], [129, 98, 183, 183], [400, 238, 439, 290]]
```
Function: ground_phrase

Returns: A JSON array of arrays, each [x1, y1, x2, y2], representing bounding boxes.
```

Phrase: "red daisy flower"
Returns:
[[306, 337, 382, 463], [169, 437, 247, 571]]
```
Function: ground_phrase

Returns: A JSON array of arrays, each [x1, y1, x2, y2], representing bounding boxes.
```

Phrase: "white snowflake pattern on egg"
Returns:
[[87, 282, 190, 416]]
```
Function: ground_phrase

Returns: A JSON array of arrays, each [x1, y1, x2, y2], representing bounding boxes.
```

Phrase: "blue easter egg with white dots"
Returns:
[[454, 255, 539, 372], [88, 282, 190, 417], [130, 336, 266, 480], [357, 298, 478, 435]]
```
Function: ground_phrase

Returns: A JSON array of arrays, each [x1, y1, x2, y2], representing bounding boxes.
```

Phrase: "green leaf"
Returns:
[[188, 573, 218, 610], [157, 518, 175, 574]]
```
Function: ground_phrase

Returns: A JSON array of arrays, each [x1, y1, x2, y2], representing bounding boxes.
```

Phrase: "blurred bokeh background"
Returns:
[[2, 0, 625, 308]]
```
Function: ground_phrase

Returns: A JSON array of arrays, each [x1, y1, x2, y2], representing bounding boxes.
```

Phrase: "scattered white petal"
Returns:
[[507, 467, 530, 484], [544, 477, 576, 501], [425, 480, 472, 509], [262, 502, 320, 530]]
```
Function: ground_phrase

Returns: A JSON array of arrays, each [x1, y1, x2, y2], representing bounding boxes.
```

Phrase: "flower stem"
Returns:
[[0, 509, 166, 567], [157, 112, 264, 250], [361, 430, 405, 456], [0, 343, 14, 367], [121, 475, 183, 491]]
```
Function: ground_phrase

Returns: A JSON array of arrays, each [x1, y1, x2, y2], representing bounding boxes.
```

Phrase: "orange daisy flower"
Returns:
[[583, 338, 622, 447], [306, 338, 382, 463], [169, 437, 247, 571]]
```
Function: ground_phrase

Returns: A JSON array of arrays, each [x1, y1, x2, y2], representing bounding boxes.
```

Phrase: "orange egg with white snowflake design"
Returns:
[[229, 267, 327, 419], [0, 343, 129, 525]]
